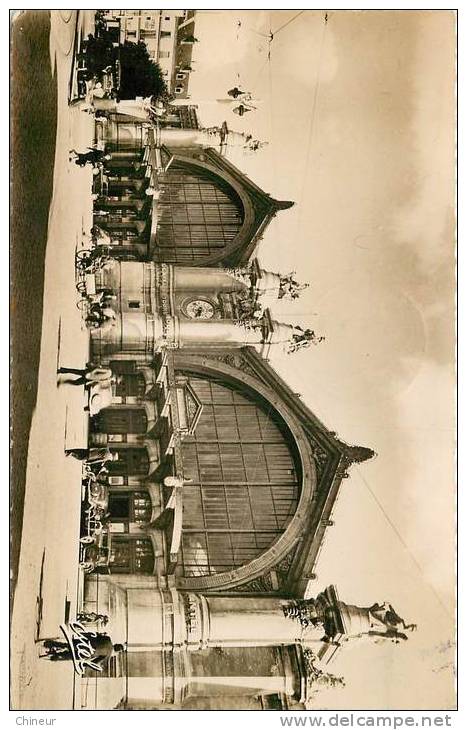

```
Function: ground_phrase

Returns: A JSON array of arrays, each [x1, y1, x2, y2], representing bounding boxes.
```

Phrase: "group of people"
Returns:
[[85, 291, 117, 331], [57, 40, 127, 676], [41, 631, 124, 667], [71, 43, 119, 113], [71, 444, 117, 470]]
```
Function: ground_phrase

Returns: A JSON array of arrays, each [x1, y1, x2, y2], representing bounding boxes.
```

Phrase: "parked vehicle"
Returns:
[[80, 475, 109, 545], [80, 528, 112, 574]]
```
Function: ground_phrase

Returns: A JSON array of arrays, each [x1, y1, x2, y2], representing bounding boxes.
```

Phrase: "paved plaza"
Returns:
[[11, 11, 97, 710]]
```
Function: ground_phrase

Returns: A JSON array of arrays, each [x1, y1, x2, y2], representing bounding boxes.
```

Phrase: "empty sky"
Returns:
[[189, 10, 456, 709]]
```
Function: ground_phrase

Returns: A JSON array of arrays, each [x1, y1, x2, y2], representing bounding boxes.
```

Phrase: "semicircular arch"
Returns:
[[160, 154, 257, 267], [174, 356, 316, 592]]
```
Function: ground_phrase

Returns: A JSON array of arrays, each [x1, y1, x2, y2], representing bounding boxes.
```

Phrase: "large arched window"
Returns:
[[155, 163, 244, 263], [178, 376, 301, 577]]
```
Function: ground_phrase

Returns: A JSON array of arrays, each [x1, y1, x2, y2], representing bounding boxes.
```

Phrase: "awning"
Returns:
[[146, 352, 195, 571], [141, 128, 174, 247]]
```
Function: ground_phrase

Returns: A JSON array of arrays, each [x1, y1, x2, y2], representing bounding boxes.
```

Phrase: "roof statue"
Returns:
[[199, 123, 268, 154], [235, 290, 264, 321], [254, 268, 310, 300], [227, 86, 245, 98], [229, 261, 310, 301], [228, 264, 254, 287], [233, 317, 264, 333], [233, 103, 255, 116], [366, 602, 417, 642], [282, 586, 416, 646], [278, 273, 310, 300], [286, 327, 325, 354]]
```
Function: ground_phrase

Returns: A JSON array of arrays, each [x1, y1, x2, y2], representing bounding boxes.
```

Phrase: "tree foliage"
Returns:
[[119, 41, 167, 100], [82, 33, 116, 78]]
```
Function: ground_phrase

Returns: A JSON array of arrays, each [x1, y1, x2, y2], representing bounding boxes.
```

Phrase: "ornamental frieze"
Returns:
[[205, 353, 260, 381], [232, 573, 275, 594], [307, 439, 330, 478]]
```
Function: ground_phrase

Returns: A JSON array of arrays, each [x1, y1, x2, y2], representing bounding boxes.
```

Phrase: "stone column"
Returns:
[[159, 127, 221, 148], [125, 587, 186, 707], [123, 589, 322, 708], [173, 266, 249, 293], [91, 312, 163, 355], [176, 319, 264, 348], [182, 594, 323, 650]]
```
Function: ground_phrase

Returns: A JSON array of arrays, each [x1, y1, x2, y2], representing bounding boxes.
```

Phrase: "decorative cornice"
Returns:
[[201, 352, 264, 383], [233, 574, 275, 594]]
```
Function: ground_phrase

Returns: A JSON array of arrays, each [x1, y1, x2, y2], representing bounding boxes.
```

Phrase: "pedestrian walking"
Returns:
[[42, 633, 124, 667], [70, 147, 111, 168], [57, 364, 113, 387], [58, 363, 115, 417]]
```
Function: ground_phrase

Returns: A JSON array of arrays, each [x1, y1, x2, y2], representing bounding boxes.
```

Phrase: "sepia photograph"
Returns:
[[10, 8, 456, 713]]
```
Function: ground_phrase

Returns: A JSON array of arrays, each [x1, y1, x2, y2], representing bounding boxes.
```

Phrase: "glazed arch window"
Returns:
[[177, 375, 301, 578], [155, 162, 244, 263]]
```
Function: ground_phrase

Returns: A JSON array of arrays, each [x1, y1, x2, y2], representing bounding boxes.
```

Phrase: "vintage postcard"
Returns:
[[10, 9, 456, 714]]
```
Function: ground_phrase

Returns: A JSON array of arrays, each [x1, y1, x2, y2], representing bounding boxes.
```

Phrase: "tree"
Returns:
[[119, 41, 167, 100], [81, 33, 116, 79]]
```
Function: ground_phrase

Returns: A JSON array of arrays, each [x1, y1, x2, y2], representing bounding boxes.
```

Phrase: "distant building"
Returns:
[[162, 103, 200, 129], [171, 10, 197, 99], [103, 10, 192, 93]]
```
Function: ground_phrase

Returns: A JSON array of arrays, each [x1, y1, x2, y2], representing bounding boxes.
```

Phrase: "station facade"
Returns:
[[79, 109, 375, 710]]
